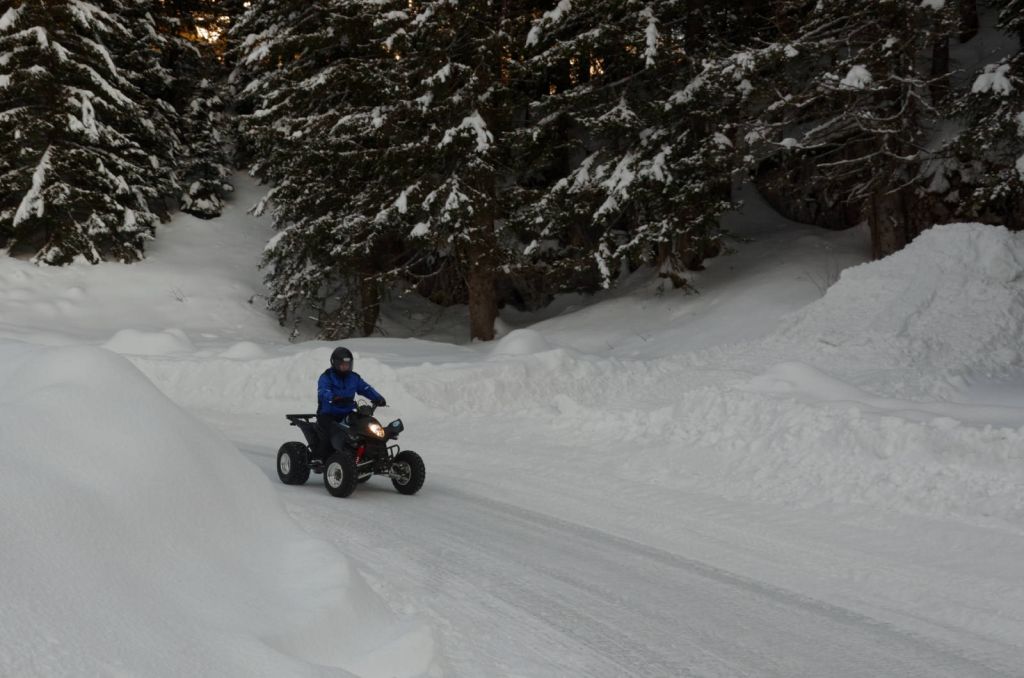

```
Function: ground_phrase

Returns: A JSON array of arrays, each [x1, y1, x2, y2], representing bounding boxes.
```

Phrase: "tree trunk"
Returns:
[[467, 175, 498, 341], [867, 189, 908, 259], [930, 37, 950, 103], [467, 249, 497, 341], [959, 0, 979, 42], [359, 275, 380, 336], [655, 241, 687, 288]]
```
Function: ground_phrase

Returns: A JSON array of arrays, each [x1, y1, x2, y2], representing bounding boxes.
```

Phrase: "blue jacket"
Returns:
[[317, 369, 384, 417]]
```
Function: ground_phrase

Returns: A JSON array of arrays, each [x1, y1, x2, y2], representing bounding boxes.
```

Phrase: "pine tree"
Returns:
[[176, 67, 232, 218], [232, 0, 409, 338], [145, 0, 233, 218], [518, 1, 753, 289], [749, 0, 956, 258], [234, 0, 540, 341], [999, 0, 1024, 44], [954, 0, 1024, 229], [380, 0, 536, 340], [0, 0, 180, 263]]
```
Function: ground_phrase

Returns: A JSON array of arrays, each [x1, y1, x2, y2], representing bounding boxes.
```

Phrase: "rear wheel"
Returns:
[[391, 450, 426, 495], [324, 452, 358, 498], [277, 442, 310, 485]]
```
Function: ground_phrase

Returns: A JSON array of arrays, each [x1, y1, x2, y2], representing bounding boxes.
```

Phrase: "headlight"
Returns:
[[368, 422, 386, 439]]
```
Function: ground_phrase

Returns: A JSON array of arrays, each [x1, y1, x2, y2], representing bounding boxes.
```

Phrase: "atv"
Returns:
[[276, 402, 426, 498]]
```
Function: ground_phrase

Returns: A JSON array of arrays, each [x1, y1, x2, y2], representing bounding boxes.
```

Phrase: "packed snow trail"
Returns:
[[237, 444, 1020, 678]]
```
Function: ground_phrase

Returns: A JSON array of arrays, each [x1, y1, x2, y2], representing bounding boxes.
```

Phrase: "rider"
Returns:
[[316, 347, 387, 454]]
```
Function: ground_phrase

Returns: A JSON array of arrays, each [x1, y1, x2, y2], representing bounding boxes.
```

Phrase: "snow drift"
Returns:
[[0, 341, 434, 677], [666, 223, 1024, 520], [766, 222, 1024, 394]]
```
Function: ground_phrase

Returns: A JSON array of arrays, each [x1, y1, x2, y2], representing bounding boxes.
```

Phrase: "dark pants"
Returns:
[[315, 413, 347, 459]]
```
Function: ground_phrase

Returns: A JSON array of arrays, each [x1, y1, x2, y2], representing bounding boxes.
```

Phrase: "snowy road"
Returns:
[[240, 443, 1019, 678]]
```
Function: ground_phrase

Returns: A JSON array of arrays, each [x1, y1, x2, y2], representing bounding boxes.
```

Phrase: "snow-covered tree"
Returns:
[[747, 0, 957, 258], [378, 0, 537, 340], [175, 69, 232, 218], [952, 1, 1024, 229], [140, 1, 233, 218], [998, 0, 1024, 43], [518, 1, 759, 288], [0, 0, 181, 263], [235, 0, 541, 341], [232, 0, 410, 338]]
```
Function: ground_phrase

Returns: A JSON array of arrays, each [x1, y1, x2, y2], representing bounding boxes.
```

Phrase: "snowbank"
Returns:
[[769, 223, 1024, 392], [0, 174, 282, 348], [490, 328, 553, 356], [104, 327, 196, 355], [673, 224, 1024, 520], [0, 341, 434, 677]]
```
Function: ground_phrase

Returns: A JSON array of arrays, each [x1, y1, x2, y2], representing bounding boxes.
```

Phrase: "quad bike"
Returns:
[[277, 402, 425, 498]]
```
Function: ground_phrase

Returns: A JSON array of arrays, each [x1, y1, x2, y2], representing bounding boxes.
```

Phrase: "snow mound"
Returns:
[[220, 340, 268, 360], [770, 223, 1024, 392], [0, 341, 434, 677], [128, 348, 413, 417], [491, 328, 553, 356], [103, 327, 196, 356]]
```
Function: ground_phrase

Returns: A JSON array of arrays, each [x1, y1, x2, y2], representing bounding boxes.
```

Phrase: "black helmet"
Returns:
[[330, 347, 353, 372]]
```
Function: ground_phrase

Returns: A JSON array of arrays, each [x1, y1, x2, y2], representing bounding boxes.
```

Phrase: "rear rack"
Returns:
[[286, 414, 318, 424]]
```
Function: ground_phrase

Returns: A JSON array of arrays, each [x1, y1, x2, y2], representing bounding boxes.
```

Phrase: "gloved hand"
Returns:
[[373, 397, 387, 408], [331, 395, 354, 406]]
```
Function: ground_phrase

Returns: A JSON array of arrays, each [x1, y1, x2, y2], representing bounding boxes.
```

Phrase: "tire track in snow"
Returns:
[[241, 443, 1019, 677]]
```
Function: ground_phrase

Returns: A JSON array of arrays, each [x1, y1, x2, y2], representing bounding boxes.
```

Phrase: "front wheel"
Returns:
[[391, 450, 426, 495], [324, 452, 358, 498], [277, 442, 310, 485]]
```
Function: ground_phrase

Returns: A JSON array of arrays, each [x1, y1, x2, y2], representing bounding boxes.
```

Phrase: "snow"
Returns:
[[23, 25, 49, 49], [0, 5, 21, 32], [490, 328, 552, 356], [526, 0, 571, 47], [103, 327, 197, 355], [425, 63, 451, 85], [1018, 153, 1024, 180], [0, 342, 434, 677], [0, 175, 282, 346], [220, 340, 268, 360], [79, 93, 98, 141], [712, 131, 733, 148], [439, 111, 492, 153], [640, 5, 658, 67], [921, 0, 945, 9], [13, 146, 51, 227], [840, 64, 873, 89], [83, 63, 133, 106], [669, 73, 704, 105], [596, 152, 636, 217], [972, 63, 1014, 95], [83, 36, 119, 79], [3, 175, 1024, 675]]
